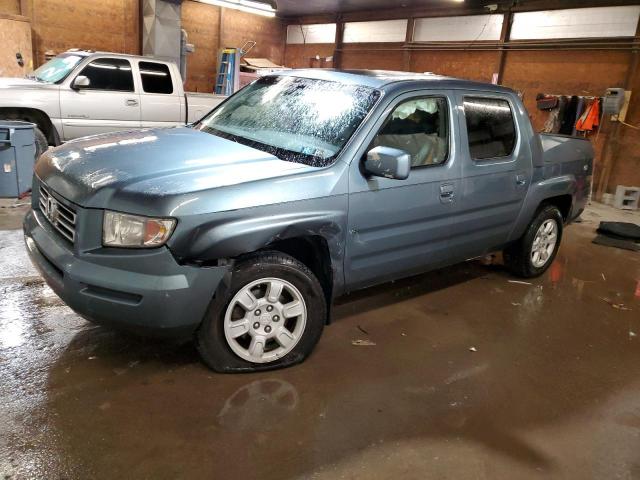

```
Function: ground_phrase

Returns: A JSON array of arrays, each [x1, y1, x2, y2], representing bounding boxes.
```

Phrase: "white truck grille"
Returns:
[[39, 185, 77, 242]]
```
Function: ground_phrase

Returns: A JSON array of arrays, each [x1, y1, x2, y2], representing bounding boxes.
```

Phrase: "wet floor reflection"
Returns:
[[1, 222, 639, 479]]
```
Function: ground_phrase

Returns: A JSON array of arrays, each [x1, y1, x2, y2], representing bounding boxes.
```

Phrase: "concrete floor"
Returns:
[[1, 200, 639, 480]]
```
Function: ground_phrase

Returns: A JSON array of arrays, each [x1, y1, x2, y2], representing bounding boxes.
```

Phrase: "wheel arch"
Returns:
[[0, 107, 60, 145], [258, 235, 334, 320], [176, 207, 348, 318], [508, 175, 576, 242], [539, 194, 573, 222]]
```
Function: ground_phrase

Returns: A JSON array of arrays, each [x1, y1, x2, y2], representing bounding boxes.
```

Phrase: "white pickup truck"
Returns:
[[0, 50, 226, 157]]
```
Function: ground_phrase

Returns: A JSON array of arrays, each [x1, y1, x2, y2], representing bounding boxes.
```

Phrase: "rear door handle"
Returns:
[[125, 99, 139, 107], [515, 174, 527, 186]]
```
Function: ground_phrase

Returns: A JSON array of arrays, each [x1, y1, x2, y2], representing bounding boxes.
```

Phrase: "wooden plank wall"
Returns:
[[0, 0, 20, 15], [181, 0, 220, 93], [0, 1, 285, 94], [19, 0, 140, 65], [284, 43, 335, 69], [0, 14, 33, 76], [182, 3, 285, 92], [220, 9, 285, 65]]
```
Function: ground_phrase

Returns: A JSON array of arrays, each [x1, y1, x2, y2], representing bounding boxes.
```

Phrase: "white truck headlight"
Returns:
[[103, 211, 176, 248]]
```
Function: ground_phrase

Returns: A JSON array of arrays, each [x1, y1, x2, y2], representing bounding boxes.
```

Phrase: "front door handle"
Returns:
[[439, 183, 455, 203], [125, 99, 138, 107], [515, 174, 527, 186]]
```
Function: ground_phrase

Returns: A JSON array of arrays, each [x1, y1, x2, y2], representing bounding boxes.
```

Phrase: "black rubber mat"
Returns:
[[592, 234, 640, 252], [596, 222, 640, 241]]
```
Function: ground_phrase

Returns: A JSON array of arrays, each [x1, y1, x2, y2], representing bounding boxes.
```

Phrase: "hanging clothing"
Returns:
[[576, 98, 600, 133], [572, 96, 585, 136], [543, 109, 561, 133], [559, 95, 579, 135], [554, 96, 568, 134]]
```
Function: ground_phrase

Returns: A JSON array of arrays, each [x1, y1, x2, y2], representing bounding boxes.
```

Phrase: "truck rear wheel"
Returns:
[[196, 251, 326, 373], [503, 205, 563, 278]]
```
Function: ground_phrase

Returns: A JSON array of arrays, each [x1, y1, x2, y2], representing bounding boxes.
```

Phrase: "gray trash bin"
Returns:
[[0, 121, 36, 198]]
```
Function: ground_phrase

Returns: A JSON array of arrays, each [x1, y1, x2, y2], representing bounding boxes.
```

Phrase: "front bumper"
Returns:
[[23, 208, 228, 337]]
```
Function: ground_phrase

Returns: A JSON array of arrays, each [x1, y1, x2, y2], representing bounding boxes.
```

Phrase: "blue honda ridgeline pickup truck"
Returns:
[[24, 70, 593, 372]]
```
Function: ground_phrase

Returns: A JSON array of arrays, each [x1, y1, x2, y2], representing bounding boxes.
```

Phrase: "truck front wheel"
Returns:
[[503, 205, 563, 278], [196, 251, 326, 372], [33, 127, 48, 159]]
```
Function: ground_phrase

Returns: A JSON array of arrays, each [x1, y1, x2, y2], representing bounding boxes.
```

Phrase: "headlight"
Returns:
[[103, 211, 176, 248]]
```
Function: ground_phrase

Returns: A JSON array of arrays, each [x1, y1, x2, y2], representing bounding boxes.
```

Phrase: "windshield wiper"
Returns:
[[24, 73, 45, 83]]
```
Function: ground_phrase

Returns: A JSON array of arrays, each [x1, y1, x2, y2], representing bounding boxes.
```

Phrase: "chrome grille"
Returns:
[[39, 185, 76, 242]]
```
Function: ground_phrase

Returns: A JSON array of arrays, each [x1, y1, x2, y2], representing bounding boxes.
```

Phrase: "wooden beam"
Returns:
[[509, 0, 640, 12], [0, 12, 30, 22], [19, 0, 31, 17], [333, 16, 344, 69], [279, 0, 640, 20], [496, 8, 512, 84], [218, 6, 224, 49], [404, 17, 415, 71]]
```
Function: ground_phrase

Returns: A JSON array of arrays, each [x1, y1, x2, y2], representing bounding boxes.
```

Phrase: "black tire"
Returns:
[[33, 127, 49, 160], [196, 251, 326, 373], [503, 205, 563, 278]]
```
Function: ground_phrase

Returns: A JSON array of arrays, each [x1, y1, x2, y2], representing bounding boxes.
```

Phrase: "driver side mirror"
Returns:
[[364, 146, 411, 180], [71, 75, 90, 90]]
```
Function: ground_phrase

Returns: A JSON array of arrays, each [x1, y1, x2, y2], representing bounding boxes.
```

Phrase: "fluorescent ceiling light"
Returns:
[[196, 0, 276, 17]]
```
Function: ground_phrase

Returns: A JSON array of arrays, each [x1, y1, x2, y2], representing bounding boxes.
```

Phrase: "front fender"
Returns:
[[169, 196, 349, 296], [0, 87, 62, 143], [0, 87, 60, 117]]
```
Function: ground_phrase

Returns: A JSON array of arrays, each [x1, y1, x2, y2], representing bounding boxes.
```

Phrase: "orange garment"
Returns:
[[575, 99, 600, 132]]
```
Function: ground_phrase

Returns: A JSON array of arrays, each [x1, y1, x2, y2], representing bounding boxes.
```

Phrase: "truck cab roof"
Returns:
[[276, 68, 516, 94], [63, 49, 175, 65]]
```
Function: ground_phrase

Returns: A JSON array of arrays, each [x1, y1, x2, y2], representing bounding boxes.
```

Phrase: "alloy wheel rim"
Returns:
[[223, 277, 307, 363], [531, 219, 558, 268]]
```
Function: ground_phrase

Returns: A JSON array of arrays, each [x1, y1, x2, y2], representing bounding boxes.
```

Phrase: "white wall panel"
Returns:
[[511, 6, 640, 40], [413, 14, 504, 42], [343, 19, 408, 43], [286, 23, 337, 44]]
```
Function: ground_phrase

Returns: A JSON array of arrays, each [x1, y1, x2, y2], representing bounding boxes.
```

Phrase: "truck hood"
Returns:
[[0, 77, 51, 89], [36, 127, 318, 208]]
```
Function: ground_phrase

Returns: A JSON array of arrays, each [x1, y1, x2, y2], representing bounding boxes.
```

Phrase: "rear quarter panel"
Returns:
[[508, 134, 593, 241]]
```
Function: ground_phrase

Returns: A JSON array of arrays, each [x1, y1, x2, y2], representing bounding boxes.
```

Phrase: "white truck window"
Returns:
[[139, 62, 173, 94], [77, 58, 134, 92]]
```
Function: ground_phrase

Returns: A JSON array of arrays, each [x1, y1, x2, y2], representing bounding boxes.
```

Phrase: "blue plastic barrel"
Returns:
[[0, 121, 36, 198]]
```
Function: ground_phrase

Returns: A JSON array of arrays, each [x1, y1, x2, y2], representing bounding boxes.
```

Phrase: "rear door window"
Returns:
[[139, 61, 174, 94], [76, 58, 134, 92], [463, 97, 516, 160]]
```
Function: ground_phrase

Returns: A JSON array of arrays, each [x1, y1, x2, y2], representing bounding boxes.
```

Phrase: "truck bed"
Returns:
[[185, 92, 226, 123], [539, 133, 593, 168]]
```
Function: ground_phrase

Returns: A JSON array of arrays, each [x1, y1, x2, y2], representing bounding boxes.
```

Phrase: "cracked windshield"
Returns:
[[196, 75, 381, 167]]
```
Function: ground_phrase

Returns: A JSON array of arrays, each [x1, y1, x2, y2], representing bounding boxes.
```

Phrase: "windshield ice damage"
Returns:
[[197, 76, 381, 167]]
